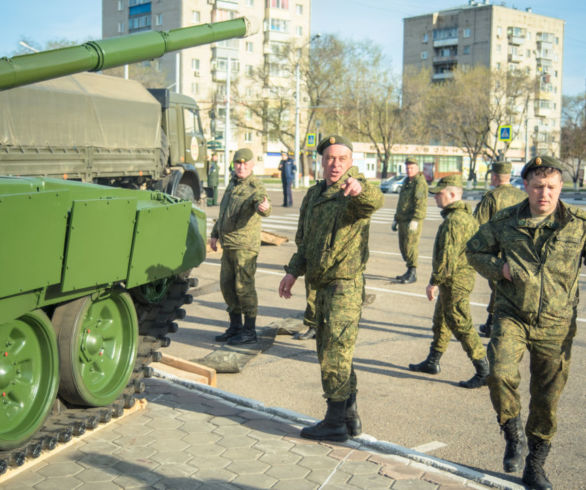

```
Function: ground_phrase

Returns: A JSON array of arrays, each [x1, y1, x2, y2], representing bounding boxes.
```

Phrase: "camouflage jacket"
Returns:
[[430, 200, 478, 288], [286, 166, 383, 287], [474, 184, 526, 225], [466, 199, 586, 326], [211, 173, 271, 252], [395, 173, 428, 222]]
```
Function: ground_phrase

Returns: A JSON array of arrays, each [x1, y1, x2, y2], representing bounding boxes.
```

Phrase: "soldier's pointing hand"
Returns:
[[341, 177, 362, 197]]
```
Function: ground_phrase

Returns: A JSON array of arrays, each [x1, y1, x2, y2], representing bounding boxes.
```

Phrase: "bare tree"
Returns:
[[561, 94, 586, 188]]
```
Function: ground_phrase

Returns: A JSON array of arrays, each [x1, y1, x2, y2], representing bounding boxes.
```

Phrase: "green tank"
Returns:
[[0, 18, 255, 473]]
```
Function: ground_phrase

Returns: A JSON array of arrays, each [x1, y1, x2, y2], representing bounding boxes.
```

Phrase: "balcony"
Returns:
[[432, 72, 455, 81], [216, 0, 239, 11], [507, 34, 526, 45], [433, 55, 457, 63], [433, 37, 458, 48], [536, 50, 553, 61], [508, 52, 522, 63]]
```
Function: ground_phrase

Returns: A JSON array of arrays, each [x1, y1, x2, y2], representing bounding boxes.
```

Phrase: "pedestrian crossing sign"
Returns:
[[307, 133, 316, 147], [498, 125, 512, 142]]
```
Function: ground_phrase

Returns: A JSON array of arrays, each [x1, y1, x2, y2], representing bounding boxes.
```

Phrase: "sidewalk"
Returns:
[[2, 375, 524, 490]]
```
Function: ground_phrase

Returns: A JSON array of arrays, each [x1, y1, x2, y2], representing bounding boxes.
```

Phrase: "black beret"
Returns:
[[520, 156, 563, 179], [233, 148, 254, 163], [316, 135, 353, 155]]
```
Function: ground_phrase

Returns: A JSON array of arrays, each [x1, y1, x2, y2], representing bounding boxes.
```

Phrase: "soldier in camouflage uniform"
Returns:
[[473, 161, 526, 337], [391, 158, 428, 284], [206, 153, 220, 206], [467, 156, 585, 489], [408, 174, 489, 390], [210, 148, 271, 345], [279, 135, 383, 442]]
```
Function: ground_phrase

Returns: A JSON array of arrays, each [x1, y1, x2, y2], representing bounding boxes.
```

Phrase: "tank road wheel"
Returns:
[[0, 310, 59, 451], [52, 291, 138, 407]]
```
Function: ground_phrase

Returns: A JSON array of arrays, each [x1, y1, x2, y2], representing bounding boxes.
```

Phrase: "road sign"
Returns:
[[307, 133, 316, 147], [498, 125, 512, 142], [206, 140, 222, 150]]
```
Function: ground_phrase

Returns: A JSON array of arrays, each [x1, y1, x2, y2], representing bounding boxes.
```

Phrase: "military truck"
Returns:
[[0, 17, 255, 473], [0, 18, 256, 203]]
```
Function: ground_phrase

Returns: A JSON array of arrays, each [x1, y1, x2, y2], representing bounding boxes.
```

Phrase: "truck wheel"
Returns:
[[174, 183, 195, 203], [0, 311, 59, 450], [52, 291, 138, 407]]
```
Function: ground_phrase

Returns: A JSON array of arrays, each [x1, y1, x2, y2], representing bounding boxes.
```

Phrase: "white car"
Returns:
[[380, 175, 407, 194]]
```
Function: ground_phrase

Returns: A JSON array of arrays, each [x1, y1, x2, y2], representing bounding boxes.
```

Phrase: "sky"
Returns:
[[1, 0, 585, 95]]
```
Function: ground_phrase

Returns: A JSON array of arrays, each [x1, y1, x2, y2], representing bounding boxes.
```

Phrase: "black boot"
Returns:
[[500, 415, 527, 473], [345, 392, 362, 437], [227, 315, 258, 345], [479, 313, 493, 337], [215, 313, 242, 341], [522, 437, 553, 490], [300, 400, 348, 442], [409, 348, 442, 374], [394, 269, 409, 282], [400, 267, 417, 284], [294, 327, 316, 340], [459, 357, 489, 389]]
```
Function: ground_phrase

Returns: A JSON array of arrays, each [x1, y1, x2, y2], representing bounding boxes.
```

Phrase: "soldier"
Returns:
[[206, 153, 220, 206], [278, 150, 296, 207], [210, 148, 271, 345], [408, 174, 489, 389], [473, 161, 526, 336], [279, 135, 383, 442], [467, 156, 585, 489], [391, 158, 428, 284]]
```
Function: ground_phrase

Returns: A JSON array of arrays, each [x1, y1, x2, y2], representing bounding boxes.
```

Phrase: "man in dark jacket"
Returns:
[[278, 151, 296, 207]]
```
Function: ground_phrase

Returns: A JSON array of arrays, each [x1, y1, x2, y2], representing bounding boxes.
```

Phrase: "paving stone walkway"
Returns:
[[2, 376, 522, 489]]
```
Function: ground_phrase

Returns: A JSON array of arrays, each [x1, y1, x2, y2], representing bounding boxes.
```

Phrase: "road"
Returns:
[[168, 186, 586, 490]]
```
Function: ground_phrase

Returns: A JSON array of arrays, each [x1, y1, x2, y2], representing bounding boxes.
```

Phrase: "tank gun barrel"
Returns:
[[0, 17, 255, 91]]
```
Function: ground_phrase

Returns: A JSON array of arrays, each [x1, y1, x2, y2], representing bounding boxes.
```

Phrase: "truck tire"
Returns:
[[175, 183, 195, 203]]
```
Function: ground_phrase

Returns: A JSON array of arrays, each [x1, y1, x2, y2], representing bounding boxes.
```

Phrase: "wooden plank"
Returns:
[[158, 353, 217, 387], [261, 230, 288, 246]]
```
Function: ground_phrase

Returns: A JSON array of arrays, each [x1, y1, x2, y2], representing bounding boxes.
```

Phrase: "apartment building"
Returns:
[[102, 0, 311, 174], [403, 0, 564, 161]]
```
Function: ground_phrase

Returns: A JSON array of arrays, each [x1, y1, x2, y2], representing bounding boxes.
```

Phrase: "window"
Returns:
[[246, 41, 253, 52], [496, 26, 502, 37], [296, 4, 303, 14], [129, 0, 149, 5], [213, 9, 236, 21], [128, 14, 151, 31], [155, 14, 163, 26], [496, 44, 501, 52], [118, 22, 125, 33], [192, 58, 200, 71], [423, 33, 428, 43], [463, 28, 471, 38], [463, 45, 470, 55], [433, 27, 458, 41], [496, 62, 501, 70], [296, 26, 303, 36], [246, 0, 254, 5], [246, 109, 253, 120], [267, 0, 289, 8], [246, 65, 254, 76], [191, 83, 199, 95], [245, 131, 253, 142], [420, 51, 428, 60], [268, 18, 289, 33], [117, 0, 124, 11], [192, 11, 200, 23]]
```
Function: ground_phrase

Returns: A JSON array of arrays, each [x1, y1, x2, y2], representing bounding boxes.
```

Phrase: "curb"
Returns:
[[152, 369, 524, 490]]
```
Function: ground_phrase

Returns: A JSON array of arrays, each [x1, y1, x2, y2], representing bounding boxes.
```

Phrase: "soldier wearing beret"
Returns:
[[473, 161, 526, 337], [279, 135, 383, 442], [467, 156, 584, 489], [409, 174, 489, 389], [391, 157, 428, 284], [211, 148, 271, 345]]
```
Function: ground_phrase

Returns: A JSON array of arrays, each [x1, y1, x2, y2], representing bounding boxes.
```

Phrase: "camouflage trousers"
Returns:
[[487, 315, 576, 441], [314, 276, 363, 402], [431, 284, 486, 360], [398, 220, 423, 268], [304, 279, 317, 328], [220, 248, 258, 317]]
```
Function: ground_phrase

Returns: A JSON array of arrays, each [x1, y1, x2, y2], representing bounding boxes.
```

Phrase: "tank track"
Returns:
[[0, 276, 194, 475]]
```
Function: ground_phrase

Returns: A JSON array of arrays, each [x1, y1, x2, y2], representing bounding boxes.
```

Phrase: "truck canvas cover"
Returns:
[[0, 72, 161, 149]]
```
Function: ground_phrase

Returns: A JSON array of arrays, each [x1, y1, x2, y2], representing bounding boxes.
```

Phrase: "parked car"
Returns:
[[380, 175, 407, 194], [510, 176, 525, 190]]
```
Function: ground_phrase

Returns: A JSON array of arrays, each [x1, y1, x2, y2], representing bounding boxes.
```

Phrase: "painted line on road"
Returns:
[[203, 261, 586, 323], [412, 441, 448, 453]]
